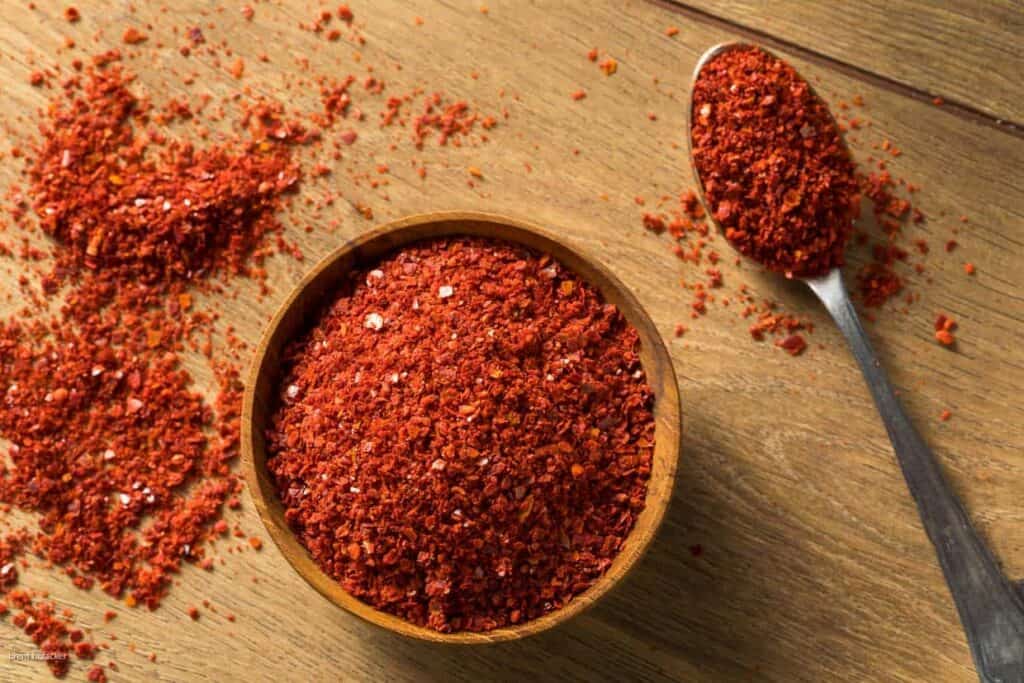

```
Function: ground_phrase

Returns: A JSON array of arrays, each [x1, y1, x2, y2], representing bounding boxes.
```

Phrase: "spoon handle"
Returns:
[[806, 268, 1024, 683]]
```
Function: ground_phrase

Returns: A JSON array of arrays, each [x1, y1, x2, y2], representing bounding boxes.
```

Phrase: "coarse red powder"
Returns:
[[31, 65, 300, 312], [645, 47, 968, 354], [266, 237, 655, 632], [0, 58, 298, 675], [691, 46, 860, 278]]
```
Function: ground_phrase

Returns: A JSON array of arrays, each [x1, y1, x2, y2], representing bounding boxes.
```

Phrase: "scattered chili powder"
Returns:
[[267, 237, 655, 632], [691, 46, 860, 277], [0, 57, 300, 676], [939, 409, 952, 422]]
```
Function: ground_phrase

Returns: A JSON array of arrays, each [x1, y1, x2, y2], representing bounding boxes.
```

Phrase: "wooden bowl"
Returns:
[[242, 211, 681, 643]]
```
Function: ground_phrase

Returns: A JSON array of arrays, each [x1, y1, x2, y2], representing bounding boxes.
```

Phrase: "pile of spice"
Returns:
[[266, 237, 655, 632], [690, 45, 860, 278], [0, 59, 297, 676]]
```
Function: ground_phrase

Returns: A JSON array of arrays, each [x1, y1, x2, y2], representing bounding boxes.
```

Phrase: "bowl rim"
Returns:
[[241, 209, 682, 643]]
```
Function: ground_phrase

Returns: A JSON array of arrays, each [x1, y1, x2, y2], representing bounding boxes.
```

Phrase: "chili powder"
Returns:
[[691, 46, 860, 277], [267, 237, 655, 632], [0, 59, 299, 675]]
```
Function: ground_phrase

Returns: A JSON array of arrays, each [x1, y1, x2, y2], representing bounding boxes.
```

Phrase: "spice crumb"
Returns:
[[599, 58, 617, 76], [776, 334, 808, 356], [121, 27, 147, 44]]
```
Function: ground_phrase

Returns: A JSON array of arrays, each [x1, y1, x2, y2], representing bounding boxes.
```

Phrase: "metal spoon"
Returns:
[[686, 42, 1024, 683]]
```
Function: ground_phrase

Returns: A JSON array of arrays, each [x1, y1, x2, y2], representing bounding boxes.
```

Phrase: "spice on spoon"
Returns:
[[690, 45, 860, 278], [267, 236, 655, 632]]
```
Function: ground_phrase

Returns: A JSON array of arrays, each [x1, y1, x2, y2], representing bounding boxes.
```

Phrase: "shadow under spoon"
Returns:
[[686, 42, 1024, 683]]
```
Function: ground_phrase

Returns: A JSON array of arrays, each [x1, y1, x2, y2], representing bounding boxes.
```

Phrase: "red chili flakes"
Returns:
[[934, 313, 957, 346], [64, 6, 81, 22], [229, 58, 245, 79], [410, 93, 494, 148], [570, 89, 587, 101], [267, 237, 654, 633], [945, 240, 958, 252], [29, 71, 46, 87], [776, 334, 808, 356], [187, 606, 200, 621], [598, 58, 618, 76], [87, 665, 108, 682], [964, 262, 975, 275], [241, 5, 254, 20], [586, 47, 598, 62], [0, 58, 300, 675], [939, 409, 952, 422], [665, 26, 680, 37], [337, 4, 354, 22], [248, 537, 263, 551], [32, 67, 298, 295], [121, 27, 147, 45], [642, 213, 666, 234], [691, 46, 859, 277], [857, 262, 904, 307]]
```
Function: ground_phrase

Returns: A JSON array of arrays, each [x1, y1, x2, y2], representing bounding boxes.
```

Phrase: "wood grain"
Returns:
[[243, 211, 681, 643], [664, 0, 1024, 126], [0, 1, 1021, 681]]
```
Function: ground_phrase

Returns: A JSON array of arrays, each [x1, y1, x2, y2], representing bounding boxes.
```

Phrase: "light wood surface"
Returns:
[[0, 1, 1022, 681], [243, 211, 681, 643], [664, 0, 1024, 125]]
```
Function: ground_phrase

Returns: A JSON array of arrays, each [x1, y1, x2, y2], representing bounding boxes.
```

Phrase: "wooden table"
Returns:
[[1, 1, 1021, 681]]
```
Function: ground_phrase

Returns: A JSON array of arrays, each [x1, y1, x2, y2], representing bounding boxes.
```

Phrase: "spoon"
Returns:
[[686, 42, 1024, 683]]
